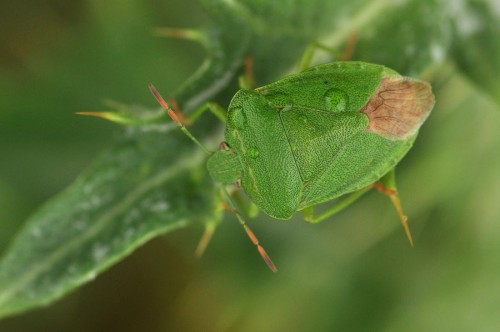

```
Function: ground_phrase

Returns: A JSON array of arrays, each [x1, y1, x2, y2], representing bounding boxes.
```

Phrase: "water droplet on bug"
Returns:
[[324, 89, 348, 112], [230, 107, 246, 129], [248, 147, 259, 159]]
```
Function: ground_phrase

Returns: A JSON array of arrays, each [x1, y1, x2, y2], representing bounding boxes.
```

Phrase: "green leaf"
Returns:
[[0, 126, 217, 318], [0, 0, 250, 319], [1, 0, 496, 320]]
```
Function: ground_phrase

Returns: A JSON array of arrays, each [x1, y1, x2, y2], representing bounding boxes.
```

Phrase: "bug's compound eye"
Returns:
[[324, 88, 348, 112]]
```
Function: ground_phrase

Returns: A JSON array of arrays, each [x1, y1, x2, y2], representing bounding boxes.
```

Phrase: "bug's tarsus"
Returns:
[[373, 182, 414, 247], [388, 194, 414, 247]]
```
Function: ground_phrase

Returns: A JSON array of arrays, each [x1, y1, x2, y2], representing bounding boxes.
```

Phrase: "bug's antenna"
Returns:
[[149, 83, 212, 155], [220, 187, 278, 273]]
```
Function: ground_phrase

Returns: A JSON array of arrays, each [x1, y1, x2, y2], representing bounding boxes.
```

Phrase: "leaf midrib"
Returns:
[[0, 149, 206, 312]]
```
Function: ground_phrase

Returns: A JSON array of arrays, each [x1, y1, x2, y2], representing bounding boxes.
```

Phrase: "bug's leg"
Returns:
[[194, 190, 227, 257], [232, 189, 260, 219], [238, 54, 256, 90], [298, 32, 359, 71], [194, 219, 220, 257], [219, 186, 277, 272], [299, 42, 338, 71], [339, 32, 359, 61], [194, 186, 243, 258], [373, 169, 414, 247], [302, 185, 373, 223], [188, 101, 227, 124]]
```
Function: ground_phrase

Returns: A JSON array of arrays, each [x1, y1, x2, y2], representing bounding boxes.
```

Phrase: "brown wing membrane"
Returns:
[[361, 77, 435, 140]]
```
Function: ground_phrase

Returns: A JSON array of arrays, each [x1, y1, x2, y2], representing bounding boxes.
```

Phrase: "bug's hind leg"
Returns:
[[302, 168, 414, 246], [374, 169, 414, 247], [302, 185, 373, 224]]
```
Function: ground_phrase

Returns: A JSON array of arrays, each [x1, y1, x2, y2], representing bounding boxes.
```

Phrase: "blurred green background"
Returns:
[[1, 0, 500, 331]]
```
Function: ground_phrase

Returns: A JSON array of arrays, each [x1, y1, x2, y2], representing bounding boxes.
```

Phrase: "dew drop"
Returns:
[[324, 88, 348, 112], [247, 147, 259, 159]]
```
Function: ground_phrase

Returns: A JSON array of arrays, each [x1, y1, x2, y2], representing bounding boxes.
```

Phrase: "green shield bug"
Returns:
[[150, 60, 434, 272]]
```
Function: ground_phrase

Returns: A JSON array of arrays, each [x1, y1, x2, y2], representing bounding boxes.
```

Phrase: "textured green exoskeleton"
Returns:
[[218, 62, 434, 220], [150, 60, 434, 271]]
